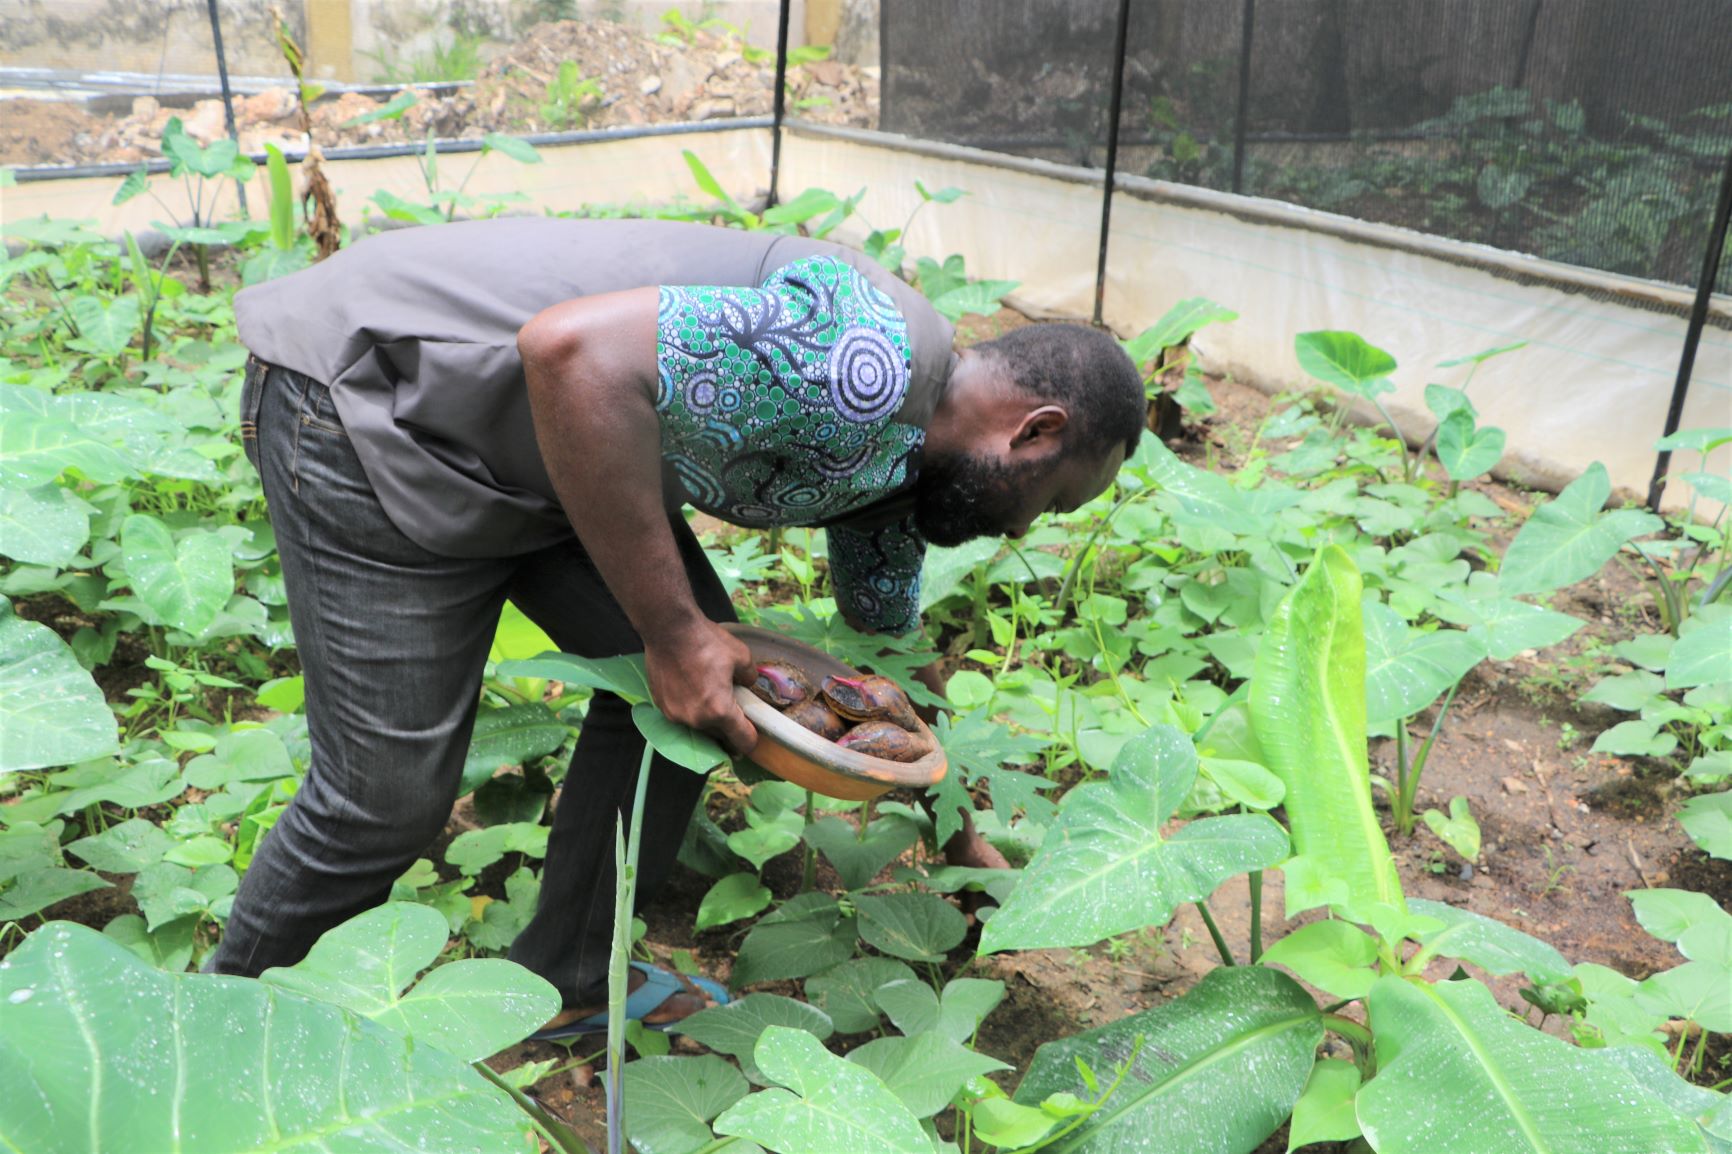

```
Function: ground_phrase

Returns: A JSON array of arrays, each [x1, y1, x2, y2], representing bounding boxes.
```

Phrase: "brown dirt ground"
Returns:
[[2, 20, 876, 169]]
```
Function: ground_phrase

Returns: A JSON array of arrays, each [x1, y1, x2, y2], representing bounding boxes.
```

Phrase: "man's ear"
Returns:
[[1011, 404, 1068, 449]]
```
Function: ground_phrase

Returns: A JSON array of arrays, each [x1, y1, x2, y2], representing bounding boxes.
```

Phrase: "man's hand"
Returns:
[[643, 619, 758, 756]]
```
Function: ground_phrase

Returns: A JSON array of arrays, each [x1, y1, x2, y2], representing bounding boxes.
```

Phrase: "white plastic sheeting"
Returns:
[[779, 123, 1728, 512], [2, 126, 773, 248]]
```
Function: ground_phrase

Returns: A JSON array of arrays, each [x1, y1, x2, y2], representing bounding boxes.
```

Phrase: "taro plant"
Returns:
[[115, 116, 260, 292], [961, 546, 1730, 1153], [344, 91, 546, 225]]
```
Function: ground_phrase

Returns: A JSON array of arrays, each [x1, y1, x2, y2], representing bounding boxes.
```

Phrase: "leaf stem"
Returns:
[[1321, 1013, 1373, 1048], [474, 1062, 588, 1154], [1248, 870, 1264, 963], [1194, 901, 1236, 966]]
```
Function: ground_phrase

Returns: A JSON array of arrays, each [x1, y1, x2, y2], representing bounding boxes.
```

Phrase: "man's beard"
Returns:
[[911, 450, 1043, 547]]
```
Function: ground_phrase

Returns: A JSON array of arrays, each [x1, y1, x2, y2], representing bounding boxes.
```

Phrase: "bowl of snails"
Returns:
[[722, 623, 947, 801]]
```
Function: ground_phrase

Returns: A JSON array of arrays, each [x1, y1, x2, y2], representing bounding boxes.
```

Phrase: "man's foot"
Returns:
[[532, 962, 722, 1040]]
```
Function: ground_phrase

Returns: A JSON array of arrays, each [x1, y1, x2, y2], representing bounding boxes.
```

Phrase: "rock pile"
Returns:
[[1, 19, 878, 168]]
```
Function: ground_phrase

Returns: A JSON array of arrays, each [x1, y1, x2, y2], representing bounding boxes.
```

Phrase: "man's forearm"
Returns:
[[518, 287, 756, 752]]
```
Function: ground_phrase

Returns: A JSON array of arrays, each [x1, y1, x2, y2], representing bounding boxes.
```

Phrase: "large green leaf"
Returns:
[[1406, 898, 1571, 982], [0, 485, 90, 567], [1626, 889, 1732, 964], [803, 958, 917, 1034], [1014, 966, 1323, 1153], [1358, 975, 1707, 1153], [677, 993, 835, 1088], [65, 295, 140, 359], [874, 977, 1004, 1043], [624, 1055, 750, 1154], [631, 701, 730, 772], [713, 1026, 933, 1154], [262, 902, 558, 1062], [695, 871, 773, 932], [853, 891, 966, 962], [1678, 791, 1732, 861], [1497, 464, 1664, 596], [1668, 616, 1732, 690], [980, 725, 1287, 953], [1250, 546, 1404, 920], [0, 921, 537, 1152], [731, 894, 858, 988], [1584, 1047, 1732, 1154], [802, 813, 920, 890], [1258, 920, 1380, 1000], [1456, 595, 1585, 661], [461, 702, 569, 794], [120, 514, 233, 635], [0, 602, 118, 773], [1363, 601, 1487, 724], [1436, 410, 1506, 480], [847, 1031, 1009, 1119], [1121, 298, 1238, 367], [1143, 440, 1266, 536], [0, 866, 109, 921], [0, 409, 136, 488], [1295, 330, 1397, 399]]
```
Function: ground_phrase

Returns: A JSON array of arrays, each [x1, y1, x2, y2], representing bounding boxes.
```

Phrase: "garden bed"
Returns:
[[2, 187, 1727, 1153]]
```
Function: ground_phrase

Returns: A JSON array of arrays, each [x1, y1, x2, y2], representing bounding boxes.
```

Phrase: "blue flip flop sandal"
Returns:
[[527, 960, 729, 1042]]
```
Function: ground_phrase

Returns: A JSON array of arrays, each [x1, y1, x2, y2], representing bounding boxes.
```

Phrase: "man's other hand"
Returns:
[[643, 620, 758, 756]]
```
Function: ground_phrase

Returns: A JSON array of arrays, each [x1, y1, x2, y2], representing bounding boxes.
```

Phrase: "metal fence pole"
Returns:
[[1231, 0, 1256, 195], [767, 0, 792, 208], [1092, 0, 1133, 326], [205, 0, 249, 216], [1647, 144, 1732, 510]]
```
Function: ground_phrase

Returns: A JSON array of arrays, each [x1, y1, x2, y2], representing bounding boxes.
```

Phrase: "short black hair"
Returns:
[[971, 323, 1145, 458]]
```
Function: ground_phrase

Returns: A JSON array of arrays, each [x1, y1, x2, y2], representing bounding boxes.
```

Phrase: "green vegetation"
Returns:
[[1, 138, 1728, 1151]]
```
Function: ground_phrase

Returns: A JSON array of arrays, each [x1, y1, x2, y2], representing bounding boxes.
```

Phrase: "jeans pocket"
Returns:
[[239, 355, 267, 471]]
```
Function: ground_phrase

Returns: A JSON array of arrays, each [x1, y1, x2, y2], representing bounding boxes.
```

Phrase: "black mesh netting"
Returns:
[[883, 0, 1732, 292]]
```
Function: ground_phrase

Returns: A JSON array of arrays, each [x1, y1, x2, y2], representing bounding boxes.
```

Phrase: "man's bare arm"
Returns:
[[518, 287, 756, 754]]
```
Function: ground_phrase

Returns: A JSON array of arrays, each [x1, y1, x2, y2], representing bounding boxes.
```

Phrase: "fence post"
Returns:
[[205, 0, 249, 216], [768, 0, 793, 208], [1232, 0, 1256, 195], [1647, 143, 1732, 511], [1092, 0, 1133, 326]]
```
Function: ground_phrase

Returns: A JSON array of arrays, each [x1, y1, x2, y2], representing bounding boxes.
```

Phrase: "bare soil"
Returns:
[[2, 20, 878, 169]]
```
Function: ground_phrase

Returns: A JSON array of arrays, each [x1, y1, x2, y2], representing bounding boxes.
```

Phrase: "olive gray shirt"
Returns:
[[233, 218, 955, 565]]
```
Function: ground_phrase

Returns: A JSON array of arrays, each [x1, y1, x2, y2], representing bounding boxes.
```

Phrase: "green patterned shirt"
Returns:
[[657, 256, 929, 633]]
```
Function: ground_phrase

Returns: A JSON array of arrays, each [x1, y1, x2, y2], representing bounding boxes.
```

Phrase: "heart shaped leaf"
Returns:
[[1497, 464, 1663, 596], [980, 725, 1287, 954], [714, 1026, 932, 1153], [0, 601, 118, 773], [0, 922, 536, 1150], [121, 514, 233, 635]]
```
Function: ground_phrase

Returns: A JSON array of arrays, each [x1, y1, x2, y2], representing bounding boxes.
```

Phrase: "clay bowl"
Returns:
[[723, 623, 947, 802]]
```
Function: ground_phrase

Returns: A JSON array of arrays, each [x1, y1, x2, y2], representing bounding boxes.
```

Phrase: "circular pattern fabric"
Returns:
[[655, 256, 922, 529]]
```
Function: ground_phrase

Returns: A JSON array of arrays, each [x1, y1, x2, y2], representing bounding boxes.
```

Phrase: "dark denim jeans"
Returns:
[[210, 360, 730, 1006]]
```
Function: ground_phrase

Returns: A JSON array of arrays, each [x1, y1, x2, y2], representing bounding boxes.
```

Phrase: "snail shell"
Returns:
[[819, 674, 920, 731], [836, 720, 932, 763], [751, 660, 816, 708], [782, 699, 847, 741]]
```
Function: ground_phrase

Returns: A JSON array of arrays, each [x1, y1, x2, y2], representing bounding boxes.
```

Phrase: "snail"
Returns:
[[782, 698, 847, 741], [819, 674, 921, 731], [836, 719, 934, 763], [750, 660, 816, 708], [749, 663, 933, 763]]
